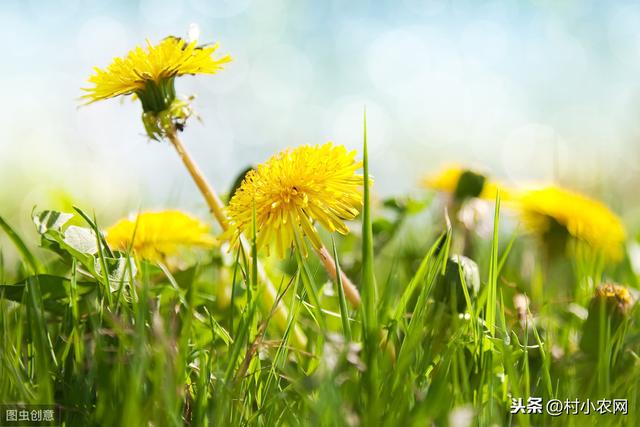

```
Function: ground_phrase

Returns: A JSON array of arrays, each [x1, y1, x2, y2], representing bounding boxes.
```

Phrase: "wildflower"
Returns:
[[84, 35, 306, 346], [83, 36, 231, 139], [422, 165, 504, 201], [227, 143, 364, 258], [593, 283, 633, 311], [83, 36, 230, 107], [105, 210, 216, 263], [517, 186, 626, 260], [580, 283, 634, 357]]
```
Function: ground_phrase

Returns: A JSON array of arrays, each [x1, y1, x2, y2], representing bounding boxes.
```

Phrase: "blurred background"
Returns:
[[2, 0, 640, 234]]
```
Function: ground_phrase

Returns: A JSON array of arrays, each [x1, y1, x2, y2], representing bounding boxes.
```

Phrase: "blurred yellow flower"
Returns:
[[106, 210, 216, 263], [422, 165, 506, 201], [226, 143, 363, 258], [594, 282, 633, 309], [82, 36, 231, 112], [517, 186, 626, 260]]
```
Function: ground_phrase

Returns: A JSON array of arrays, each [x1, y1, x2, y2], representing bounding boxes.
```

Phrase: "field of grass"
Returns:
[[1, 131, 638, 426], [1, 34, 639, 427]]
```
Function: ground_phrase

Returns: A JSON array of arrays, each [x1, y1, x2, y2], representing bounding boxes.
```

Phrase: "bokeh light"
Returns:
[[1, 0, 640, 222]]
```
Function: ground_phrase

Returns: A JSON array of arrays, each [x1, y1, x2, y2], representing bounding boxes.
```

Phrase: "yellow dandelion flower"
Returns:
[[105, 210, 216, 263], [422, 164, 507, 201], [517, 186, 626, 260], [82, 36, 231, 111], [227, 143, 364, 258]]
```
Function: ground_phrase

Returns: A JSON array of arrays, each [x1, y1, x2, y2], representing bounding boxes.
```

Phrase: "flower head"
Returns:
[[83, 36, 230, 108], [517, 186, 626, 260], [422, 165, 505, 201], [581, 283, 634, 357], [105, 210, 216, 263], [593, 283, 633, 311], [226, 143, 364, 258], [83, 36, 231, 139]]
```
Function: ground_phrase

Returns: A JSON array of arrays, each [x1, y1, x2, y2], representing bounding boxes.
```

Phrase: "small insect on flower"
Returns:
[[82, 35, 231, 139], [226, 143, 364, 258], [105, 210, 216, 263], [422, 164, 505, 201], [517, 186, 626, 261]]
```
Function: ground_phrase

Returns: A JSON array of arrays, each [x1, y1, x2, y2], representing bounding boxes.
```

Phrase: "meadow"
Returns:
[[0, 34, 638, 427]]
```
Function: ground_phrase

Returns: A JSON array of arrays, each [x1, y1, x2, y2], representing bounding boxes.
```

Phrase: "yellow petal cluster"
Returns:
[[226, 143, 364, 258], [82, 36, 231, 103], [106, 210, 216, 263], [517, 186, 626, 260]]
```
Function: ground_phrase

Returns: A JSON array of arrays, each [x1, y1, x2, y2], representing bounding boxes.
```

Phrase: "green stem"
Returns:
[[166, 128, 307, 348], [316, 245, 361, 307]]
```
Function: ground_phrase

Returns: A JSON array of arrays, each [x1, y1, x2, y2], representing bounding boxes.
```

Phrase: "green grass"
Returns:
[[1, 125, 639, 426]]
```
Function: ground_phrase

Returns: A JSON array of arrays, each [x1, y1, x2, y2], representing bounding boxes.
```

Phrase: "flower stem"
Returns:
[[316, 245, 361, 307], [166, 130, 229, 231], [166, 128, 307, 348]]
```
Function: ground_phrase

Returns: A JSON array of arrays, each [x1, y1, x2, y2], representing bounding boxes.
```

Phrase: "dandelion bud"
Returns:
[[580, 283, 634, 358]]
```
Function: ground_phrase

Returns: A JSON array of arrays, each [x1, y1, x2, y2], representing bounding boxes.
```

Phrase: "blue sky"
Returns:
[[1, 0, 640, 218]]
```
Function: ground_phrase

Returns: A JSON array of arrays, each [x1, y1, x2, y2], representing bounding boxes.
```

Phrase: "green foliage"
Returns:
[[1, 173, 639, 425]]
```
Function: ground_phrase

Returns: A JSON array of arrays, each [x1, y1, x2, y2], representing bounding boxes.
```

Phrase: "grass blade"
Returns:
[[0, 215, 43, 274]]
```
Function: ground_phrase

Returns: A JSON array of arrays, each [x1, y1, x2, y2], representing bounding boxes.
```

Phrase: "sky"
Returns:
[[2, 0, 640, 222]]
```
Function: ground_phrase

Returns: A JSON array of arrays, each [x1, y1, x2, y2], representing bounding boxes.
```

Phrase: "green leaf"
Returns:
[[63, 225, 99, 255], [95, 255, 138, 292], [0, 274, 97, 314], [33, 210, 136, 289], [33, 210, 74, 235]]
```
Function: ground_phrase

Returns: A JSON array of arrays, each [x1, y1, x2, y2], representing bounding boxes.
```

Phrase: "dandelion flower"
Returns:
[[83, 36, 231, 140], [106, 210, 216, 263], [227, 143, 364, 258], [84, 36, 305, 345], [422, 165, 505, 201], [517, 186, 626, 260], [83, 36, 230, 110]]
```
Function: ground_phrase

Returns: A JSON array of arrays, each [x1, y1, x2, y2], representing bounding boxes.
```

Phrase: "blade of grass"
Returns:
[[486, 191, 501, 337], [332, 236, 352, 341], [360, 109, 382, 424], [0, 215, 43, 274], [361, 109, 377, 334]]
